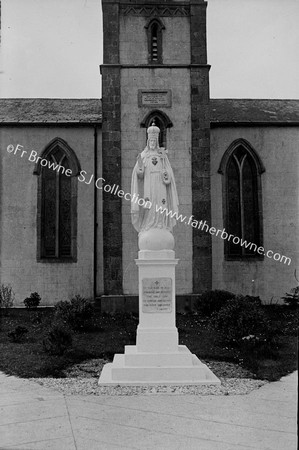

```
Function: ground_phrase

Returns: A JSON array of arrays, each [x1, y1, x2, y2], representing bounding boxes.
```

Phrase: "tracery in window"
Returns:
[[35, 138, 80, 261], [218, 139, 265, 258]]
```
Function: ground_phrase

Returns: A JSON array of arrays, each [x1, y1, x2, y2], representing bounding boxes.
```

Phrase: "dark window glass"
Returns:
[[41, 150, 73, 259], [226, 145, 261, 257], [227, 157, 241, 255], [59, 158, 72, 258], [42, 163, 57, 257]]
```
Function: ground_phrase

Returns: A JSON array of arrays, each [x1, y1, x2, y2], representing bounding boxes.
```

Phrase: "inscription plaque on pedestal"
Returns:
[[142, 278, 172, 313], [138, 90, 172, 108]]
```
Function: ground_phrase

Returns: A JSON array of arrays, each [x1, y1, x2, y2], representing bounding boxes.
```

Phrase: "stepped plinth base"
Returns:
[[98, 345, 220, 385], [99, 246, 220, 386]]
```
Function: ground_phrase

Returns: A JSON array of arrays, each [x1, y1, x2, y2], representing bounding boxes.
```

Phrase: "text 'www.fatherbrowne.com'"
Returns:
[[155, 204, 291, 266], [6, 143, 292, 266]]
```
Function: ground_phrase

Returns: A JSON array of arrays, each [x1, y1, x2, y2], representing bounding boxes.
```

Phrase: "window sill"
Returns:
[[224, 255, 264, 262], [37, 258, 77, 264]]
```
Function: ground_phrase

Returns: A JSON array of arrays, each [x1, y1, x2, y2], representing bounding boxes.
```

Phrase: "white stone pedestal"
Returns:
[[99, 250, 220, 385]]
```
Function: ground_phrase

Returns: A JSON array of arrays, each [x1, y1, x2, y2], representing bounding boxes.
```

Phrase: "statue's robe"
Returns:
[[131, 147, 179, 232]]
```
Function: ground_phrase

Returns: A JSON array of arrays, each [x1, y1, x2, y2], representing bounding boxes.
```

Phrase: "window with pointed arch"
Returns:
[[218, 139, 265, 258], [145, 18, 165, 64], [141, 110, 173, 148], [34, 138, 81, 261]]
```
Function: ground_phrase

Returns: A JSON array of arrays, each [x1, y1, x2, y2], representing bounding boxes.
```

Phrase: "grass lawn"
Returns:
[[0, 307, 297, 381]]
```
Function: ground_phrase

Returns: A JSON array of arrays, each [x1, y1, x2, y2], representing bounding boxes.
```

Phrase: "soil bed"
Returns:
[[0, 307, 297, 382]]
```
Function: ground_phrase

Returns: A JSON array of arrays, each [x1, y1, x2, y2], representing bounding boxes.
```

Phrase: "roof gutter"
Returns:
[[210, 121, 299, 128]]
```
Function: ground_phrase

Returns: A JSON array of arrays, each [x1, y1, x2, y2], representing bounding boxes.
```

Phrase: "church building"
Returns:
[[0, 0, 298, 308]]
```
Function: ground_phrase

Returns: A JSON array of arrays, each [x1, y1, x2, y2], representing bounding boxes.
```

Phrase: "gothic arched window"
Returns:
[[34, 138, 81, 261], [141, 110, 173, 147], [218, 139, 265, 258], [145, 18, 165, 64]]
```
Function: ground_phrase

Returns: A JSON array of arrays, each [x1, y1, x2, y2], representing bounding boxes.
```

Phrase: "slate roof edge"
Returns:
[[0, 98, 299, 124], [0, 121, 102, 125], [210, 121, 299, 127]]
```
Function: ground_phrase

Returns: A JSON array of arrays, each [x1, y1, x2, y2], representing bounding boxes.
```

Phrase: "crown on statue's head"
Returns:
[[147, 121, 160, 139]]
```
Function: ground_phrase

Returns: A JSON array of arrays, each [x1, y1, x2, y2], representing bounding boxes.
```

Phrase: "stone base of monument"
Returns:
[[99, 345, 220, 385], [98, 244, 220, 386]]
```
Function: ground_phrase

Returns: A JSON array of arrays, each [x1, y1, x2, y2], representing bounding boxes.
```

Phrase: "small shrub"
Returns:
[[54, 295, 95, 331], [241, 295, 262, 307], [24, 292, 41, 309], [43, 323, 73, 355], [112, 312, 138, 342], [282, 286, 299, 309], [196, 290, 236, 316], [29, 311, 43, 324], [240, 334, 278, 360], [0, 284, 15, 313], [8, 326, 28, 343], [212, 295, 269, 344]]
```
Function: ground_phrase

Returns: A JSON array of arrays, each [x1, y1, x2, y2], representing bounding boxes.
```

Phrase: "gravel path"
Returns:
[[30, 359, 268, 396]]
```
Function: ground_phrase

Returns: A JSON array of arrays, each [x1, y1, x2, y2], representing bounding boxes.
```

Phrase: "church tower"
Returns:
[[101, 0, 211, 299]]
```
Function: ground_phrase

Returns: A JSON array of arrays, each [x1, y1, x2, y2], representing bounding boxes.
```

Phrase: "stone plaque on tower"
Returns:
[[138, 90, 172, 107]]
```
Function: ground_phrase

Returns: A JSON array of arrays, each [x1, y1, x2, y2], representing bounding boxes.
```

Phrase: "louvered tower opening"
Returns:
[[151, 24, 158, 61]]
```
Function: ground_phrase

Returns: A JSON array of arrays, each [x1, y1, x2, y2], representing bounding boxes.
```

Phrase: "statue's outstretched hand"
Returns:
[[162, 170, 171, 185], [159, 147, 168, 158], [137, 154, 143, 167], [137, 154, 144, 178]]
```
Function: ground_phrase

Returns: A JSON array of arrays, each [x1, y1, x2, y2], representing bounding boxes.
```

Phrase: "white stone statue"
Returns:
[[131, 122, 179, 238]]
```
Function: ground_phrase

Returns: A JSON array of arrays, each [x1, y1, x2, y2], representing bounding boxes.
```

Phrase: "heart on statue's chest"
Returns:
[[151, 157, 158, 166]]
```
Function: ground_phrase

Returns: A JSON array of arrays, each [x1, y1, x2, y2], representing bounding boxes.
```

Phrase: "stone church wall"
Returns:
[[0, 125, 101, 306], [210, 126, 299, 303]]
